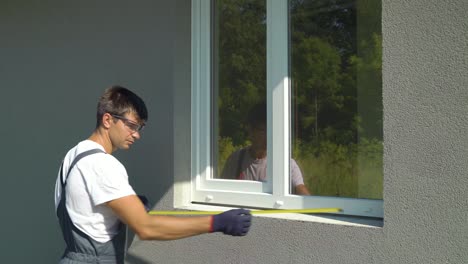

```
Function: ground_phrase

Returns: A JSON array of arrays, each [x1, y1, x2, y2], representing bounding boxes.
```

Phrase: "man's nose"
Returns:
[[132, 130, 141, 139]]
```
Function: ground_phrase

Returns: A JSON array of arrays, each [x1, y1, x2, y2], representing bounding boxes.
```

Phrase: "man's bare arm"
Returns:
[[294, 184, 311, 195], [107, 195, 211, 240]]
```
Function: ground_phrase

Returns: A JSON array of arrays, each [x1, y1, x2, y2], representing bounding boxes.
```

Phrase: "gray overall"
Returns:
[[57, 149, 126, 264]]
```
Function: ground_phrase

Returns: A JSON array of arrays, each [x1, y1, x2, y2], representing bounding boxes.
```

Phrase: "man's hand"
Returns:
[[211, 209, 252, 236]]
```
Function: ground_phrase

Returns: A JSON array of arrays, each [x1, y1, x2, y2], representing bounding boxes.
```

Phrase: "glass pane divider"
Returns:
[[267, 0, 289, 198]]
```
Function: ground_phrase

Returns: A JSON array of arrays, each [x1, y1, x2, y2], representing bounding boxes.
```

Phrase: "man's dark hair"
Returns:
[[247, 101, 266, 128], [96, 86, 148, 128]]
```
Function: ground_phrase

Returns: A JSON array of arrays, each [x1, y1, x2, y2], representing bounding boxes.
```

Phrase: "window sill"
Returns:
[[176, 203, 383, 228]]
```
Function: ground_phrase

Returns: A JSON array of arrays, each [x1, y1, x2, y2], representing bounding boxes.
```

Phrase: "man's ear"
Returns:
[[101, 113, 113, 129]]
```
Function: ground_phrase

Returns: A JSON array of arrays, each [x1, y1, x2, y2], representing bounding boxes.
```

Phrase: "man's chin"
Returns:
[[119, 145, 131, 150]]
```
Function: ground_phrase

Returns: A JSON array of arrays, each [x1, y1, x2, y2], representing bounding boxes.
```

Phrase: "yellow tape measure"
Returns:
[[149, 208, 341, 215]]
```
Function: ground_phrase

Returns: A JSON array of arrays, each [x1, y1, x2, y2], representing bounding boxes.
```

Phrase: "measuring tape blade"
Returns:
[[148, 208, 341, 215]]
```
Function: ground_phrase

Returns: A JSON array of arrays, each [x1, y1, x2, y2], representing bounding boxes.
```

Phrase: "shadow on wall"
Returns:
[[126, 253, 153, 264]]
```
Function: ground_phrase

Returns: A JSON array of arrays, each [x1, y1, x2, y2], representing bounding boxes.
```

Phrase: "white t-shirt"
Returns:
[[220, 147, 305, 187], [54, 140, 135, 243]]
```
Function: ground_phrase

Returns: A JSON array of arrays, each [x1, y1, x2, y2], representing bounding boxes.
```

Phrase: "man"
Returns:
[[54, 86, 251, 264], [220, 103, 310, 195]]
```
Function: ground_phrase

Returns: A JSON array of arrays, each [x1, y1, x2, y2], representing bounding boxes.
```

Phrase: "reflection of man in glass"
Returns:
[[220, 103, 311, 195]]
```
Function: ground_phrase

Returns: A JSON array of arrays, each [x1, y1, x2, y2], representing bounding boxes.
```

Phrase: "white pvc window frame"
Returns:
[[191, 0, 383, 218]]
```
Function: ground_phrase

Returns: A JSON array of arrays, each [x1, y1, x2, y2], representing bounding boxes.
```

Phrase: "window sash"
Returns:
[[191, 0, 383, 218]]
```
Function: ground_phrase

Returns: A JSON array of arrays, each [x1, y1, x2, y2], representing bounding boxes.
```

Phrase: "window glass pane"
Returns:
[[213, 0, 268, 182], [290, 0, 383, 199]]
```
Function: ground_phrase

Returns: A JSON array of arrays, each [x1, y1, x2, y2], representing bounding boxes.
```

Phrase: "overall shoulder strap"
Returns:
[[60, 149, 106, 187]]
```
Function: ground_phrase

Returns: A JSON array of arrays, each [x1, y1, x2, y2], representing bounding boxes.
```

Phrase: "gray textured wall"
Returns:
[[0, 1, 175, 263], [127, 0, 468, 264]]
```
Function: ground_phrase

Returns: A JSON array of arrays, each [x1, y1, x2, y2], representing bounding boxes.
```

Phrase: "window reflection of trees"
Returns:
[[215, 0, 383, 199]]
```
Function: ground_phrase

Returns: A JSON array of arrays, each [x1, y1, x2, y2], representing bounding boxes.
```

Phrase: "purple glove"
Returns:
[[211, 209, 252, 236]]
